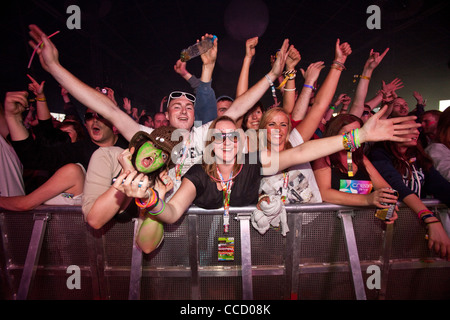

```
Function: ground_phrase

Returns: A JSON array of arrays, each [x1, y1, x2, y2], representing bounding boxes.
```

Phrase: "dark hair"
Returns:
[[323, 114, 365, 173], [138, 114, 152, 126], [435, 107, 450, 148], [60, 119, 87, 142], [242, 101, 264, 131]]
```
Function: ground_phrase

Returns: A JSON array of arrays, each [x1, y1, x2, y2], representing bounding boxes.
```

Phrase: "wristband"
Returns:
[[417, 209, 433, 219], [303, 84, 315, 90], [36, 98, 47, 102], [283, 88, 296, 92], [147, 199, 166, 216]]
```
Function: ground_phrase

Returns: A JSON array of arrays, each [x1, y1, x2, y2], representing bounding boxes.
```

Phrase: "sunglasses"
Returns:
[[84, 112, 104, 121], [167, 91, 196, 108], [211, 131, 240, 144]]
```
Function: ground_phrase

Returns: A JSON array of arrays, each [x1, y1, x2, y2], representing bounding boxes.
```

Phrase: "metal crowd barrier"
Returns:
[[0, 200, 449, 300]]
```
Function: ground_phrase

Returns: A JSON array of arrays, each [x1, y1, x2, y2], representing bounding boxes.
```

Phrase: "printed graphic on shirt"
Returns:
[[259, 169, 321, 204], [339, 179, 373, 194]]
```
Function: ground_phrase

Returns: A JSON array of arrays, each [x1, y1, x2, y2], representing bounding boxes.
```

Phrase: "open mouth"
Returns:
[[141, 156, 154, 168]]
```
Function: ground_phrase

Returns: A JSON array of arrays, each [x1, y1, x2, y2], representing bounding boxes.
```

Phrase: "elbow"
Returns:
[[86, 214, 105, 230]]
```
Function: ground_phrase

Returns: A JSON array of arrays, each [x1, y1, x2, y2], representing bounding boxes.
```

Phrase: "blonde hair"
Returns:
[[258, 107, 292, 150]]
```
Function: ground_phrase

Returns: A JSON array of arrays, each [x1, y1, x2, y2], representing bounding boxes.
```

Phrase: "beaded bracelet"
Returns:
[[265, 74, 277, 101]]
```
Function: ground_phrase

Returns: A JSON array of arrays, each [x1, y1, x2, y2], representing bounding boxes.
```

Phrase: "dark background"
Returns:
[[1, 0, 449, 116]]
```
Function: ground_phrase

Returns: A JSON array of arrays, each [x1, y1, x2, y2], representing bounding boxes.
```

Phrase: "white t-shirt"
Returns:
[[259, 128, 322, 204]]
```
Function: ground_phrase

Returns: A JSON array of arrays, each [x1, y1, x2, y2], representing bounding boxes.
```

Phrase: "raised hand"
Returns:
[[413, 91, 424, 105], [199, 33, 218, 66], [173, 59, 189, 77], [382, 78, 404, 96], [269, 39, 289, 79], [28, 24, 60, 72], [364, 48, 389, 71], [300, 61, 325, 85], [27, 74, 45, 96], [285, 45, 301, 71], [4, 91, 29, 117], [245, 37, 258, 59], [334, 39, 352, 63], [359, 105, 421, 143]]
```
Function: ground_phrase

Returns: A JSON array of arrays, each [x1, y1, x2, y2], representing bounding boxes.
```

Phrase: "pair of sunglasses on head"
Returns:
[[167, 91, 196, 108]]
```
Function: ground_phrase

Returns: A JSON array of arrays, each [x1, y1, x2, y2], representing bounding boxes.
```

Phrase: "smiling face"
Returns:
[[265, 111, 290, 151], [212, 120, 239, 164], [391, 98, 409, 117], [165, 96, 195, 130], [134, 141, 168, 173], [245, 106, 263, 130]]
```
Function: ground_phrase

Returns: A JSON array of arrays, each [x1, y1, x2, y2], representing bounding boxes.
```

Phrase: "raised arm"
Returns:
[[4, 91, 30, 141], [27, 74, 51, 121], [281, 45, 301, 114], [195, 34, 219, 124], [349, 48, 389, 117], [236, 37, 258, 98], [263, 106, 420, 175], [290, 61, 324, 121], [226, 38, 289, 121], [28, 24, 140, 140], [294, 39, 352, 142]]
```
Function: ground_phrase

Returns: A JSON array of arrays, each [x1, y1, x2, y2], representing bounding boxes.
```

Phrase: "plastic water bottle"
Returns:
[[180, 35, 217, 62]]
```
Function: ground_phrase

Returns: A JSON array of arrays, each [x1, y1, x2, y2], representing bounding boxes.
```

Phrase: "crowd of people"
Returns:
[[0, 24, 449, 260]]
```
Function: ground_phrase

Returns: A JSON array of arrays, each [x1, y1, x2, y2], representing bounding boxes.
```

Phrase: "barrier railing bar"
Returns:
[[128, 218, 143, 300], [338, 210, 367, 300], [0, 213, 14, 299], [188, 214, 200, 300], [16, 212, 50, 300], [237, 213, 253, 300], [379, 223, 394, 300], [285, 213, 302, 300]]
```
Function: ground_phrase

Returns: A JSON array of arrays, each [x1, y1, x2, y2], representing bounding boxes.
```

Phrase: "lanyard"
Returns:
[[176, 137, 190, 180], [217, 167, 234, 233], [281, 171, 289, 203]]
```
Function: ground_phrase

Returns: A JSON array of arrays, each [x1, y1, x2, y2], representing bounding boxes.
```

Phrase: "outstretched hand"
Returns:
[[359, 105, 421, 143]]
